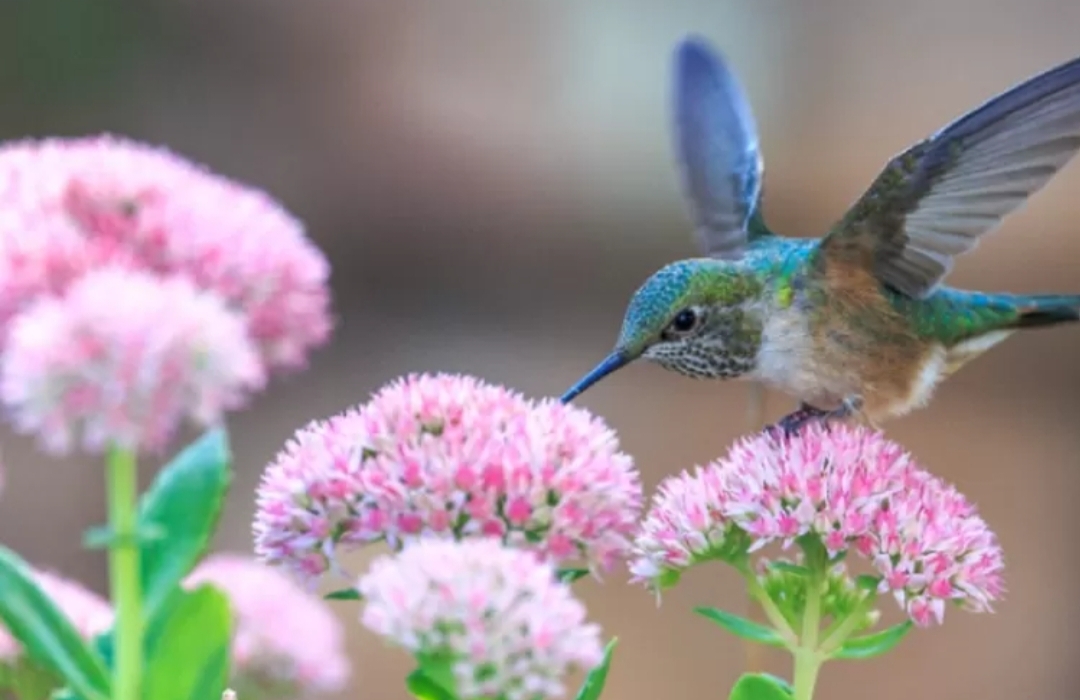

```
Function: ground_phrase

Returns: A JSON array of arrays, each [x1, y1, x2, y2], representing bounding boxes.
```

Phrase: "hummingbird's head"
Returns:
[[560, 258, 764, 403]]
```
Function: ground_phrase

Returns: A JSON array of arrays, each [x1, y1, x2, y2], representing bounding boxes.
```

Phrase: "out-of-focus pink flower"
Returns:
[[253, 373, 642, 585], [184, 553, 350, 696], [0, 134, 332, 370], [359, 538, 604, 700], [630, 424, 1004, 626], [0, 568, 113, 662], [0, 267, 265, 455]]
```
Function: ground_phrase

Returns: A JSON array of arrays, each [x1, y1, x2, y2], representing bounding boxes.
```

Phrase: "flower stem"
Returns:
[[792, 549, 825, 700], [817, 594, 877, 657], [106, 447, 142, 700], [792, 649, 821, 700], [740, 566, 797, 648]]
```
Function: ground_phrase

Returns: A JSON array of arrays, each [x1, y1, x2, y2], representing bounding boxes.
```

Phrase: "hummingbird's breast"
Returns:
[[749, 263, 945, 422], [750, 298, 851, 408]]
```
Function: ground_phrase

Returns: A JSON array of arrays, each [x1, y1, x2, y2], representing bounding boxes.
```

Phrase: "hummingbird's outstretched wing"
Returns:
[[819, 53, 1080, 298], [674, 36, 767, 260]]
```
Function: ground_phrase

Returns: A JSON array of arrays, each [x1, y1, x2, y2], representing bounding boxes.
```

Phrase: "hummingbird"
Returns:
[[560, 36, 1080, 434]]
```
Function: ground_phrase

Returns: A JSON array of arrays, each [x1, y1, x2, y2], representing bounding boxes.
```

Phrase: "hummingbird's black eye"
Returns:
[[671, 308, 698, 333]]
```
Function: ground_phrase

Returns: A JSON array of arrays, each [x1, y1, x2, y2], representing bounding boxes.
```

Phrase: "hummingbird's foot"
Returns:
[[767, 396, 864, 438], [769, 402, 831, 437]]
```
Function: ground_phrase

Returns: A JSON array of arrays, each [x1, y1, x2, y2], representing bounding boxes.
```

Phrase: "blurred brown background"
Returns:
[[3, 1, 1080, 698]]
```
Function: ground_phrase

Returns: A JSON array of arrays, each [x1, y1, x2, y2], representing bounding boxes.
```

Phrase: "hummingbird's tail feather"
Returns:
[[1012, 294, 1080, 328], [926, 290, 1079, 375]]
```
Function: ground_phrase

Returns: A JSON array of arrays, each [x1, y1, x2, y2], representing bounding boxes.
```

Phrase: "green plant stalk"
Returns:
[[106, 447, 142, 700], [817, 595, 878, 657], [740, 566, 797, 648], [791, 556, 824, 700]]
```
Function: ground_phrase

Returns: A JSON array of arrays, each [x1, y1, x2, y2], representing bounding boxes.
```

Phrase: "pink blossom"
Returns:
[[253, 373, 642, 585], [358, 538, 604, 700], [0, 135, 332, 369], [869, 467, 1005, 626], [184, 553, 350, 696], [0, 267, 265, 455], [630, 424, 1004, 626], [0, 568, 113, 662]]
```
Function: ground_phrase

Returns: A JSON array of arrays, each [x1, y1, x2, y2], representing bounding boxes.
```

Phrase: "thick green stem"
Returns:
[[106, 447, 142, 700], [792, 556, 824, 700], [792, 649, 821, 700]]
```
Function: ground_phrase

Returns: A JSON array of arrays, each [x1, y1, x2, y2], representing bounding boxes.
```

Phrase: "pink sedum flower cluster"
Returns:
[[0, 135, 333, 454], [0, 135, 331, 367], [0, 568, 113, 662], [1, 269, 265, 455], [253, 373, 642, 585], [184, 553, 350, 697], [359, 538, 604, 700], [630, 424, 1004, 627]]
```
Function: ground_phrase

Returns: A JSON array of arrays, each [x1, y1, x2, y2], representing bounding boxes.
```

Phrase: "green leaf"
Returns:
[[854, 574, 881, 592], [728, 672, 792, 700], [758, 674, 792, 695], [694, 607, 787, 648], [556, 567, 590, 584], [405, 669, 457, 700], [0, 547, 110, 700], [142, 584, 233, 700], [767, 561, 808, 576], [831, 620, 913, 660], [574, 637, 617, 700], [415, 653, 459, 697], [324, 587, 362, 601], [138, 428, 232, 618]]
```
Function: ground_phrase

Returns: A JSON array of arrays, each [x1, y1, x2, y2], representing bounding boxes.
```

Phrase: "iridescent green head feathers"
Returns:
[[560, 259, 765, 403]]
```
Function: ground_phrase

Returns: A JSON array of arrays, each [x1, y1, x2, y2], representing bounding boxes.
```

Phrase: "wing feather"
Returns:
[[673, 36, 767, 259], [821, 54, 1080, 297]]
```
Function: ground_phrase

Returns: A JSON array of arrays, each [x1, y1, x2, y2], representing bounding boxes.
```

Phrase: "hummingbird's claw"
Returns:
[[767, 403, 830, 438], [766, 396, 864, 439]]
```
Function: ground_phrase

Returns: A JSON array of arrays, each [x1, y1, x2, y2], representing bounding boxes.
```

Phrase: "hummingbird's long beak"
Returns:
[[560, 351, 630, 403]]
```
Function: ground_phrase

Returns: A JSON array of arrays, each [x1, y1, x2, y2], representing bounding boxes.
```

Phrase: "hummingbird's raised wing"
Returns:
[[819, 54, 1080, 298], [674, 36, 767, 260]]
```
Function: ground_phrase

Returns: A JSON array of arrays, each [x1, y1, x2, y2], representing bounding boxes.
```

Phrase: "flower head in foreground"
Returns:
[[630, 424, 1004, 626], [0, 134, 332, 369], [185, 553, 350, 696], [254, 373, 642, 584], [359, 538, 604, 700], [0, 568, 113, 662], [0, 267, 265, 455]]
